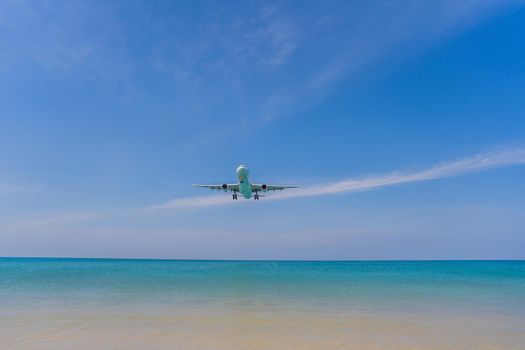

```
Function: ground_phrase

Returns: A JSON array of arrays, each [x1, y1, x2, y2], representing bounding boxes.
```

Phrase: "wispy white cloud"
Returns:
[[0, 182, 40, 195], [150, 194, 232, 210], [5, 148, 523, 230], [2, 1, 521, 132], [258, 0, 525, 121], [153, 147, 525, 209], [0, 0, 135, 100], [0, 207, 144, 235], [1, 211, 100, 232]]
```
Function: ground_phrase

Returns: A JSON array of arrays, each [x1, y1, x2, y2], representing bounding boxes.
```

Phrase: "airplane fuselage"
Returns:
[[236, 165, 252, 199]]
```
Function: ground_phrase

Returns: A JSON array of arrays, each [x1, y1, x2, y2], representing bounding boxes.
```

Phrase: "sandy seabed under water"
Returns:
[[1, 307, 524, 350]]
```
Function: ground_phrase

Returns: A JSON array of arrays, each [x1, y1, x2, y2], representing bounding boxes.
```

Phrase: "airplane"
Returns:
[[193, 165, 299, 200]]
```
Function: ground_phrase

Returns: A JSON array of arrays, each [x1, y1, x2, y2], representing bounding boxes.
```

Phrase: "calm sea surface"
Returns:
[[1, 259, 524, 349]]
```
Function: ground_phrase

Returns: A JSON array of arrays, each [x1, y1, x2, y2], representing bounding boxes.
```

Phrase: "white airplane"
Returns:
[[193, 165, 299, 200]]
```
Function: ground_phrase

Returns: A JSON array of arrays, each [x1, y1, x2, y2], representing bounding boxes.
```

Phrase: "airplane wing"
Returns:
[[251, 184, 299, 192], [193, 184, 239, 192]]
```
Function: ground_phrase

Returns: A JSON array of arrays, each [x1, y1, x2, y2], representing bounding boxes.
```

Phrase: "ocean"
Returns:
[[1, 258, 524, 349]]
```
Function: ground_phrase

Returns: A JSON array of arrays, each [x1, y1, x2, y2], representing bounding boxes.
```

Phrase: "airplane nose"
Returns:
[[236, 165, 248, 178]]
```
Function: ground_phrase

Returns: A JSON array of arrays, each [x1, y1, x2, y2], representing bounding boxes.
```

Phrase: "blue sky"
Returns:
[[1, 0, 524, 259]]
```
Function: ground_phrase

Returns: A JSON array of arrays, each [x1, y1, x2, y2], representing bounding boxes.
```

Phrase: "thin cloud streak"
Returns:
[[1, 212, 100, 232], [0, 183, 40, 195], [154, 148, 525, 209]]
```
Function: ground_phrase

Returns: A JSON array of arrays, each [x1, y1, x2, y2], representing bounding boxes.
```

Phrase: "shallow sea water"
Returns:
[[1, 259, 524, 349]]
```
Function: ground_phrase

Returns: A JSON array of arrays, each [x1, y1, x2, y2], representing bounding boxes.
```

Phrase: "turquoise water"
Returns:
[[1, 259, 525, 349], [1, 258, 524, 315]]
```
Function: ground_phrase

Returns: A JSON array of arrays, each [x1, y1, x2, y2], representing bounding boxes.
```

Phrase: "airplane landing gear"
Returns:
[[232, 193, 238, 200], [254, 192, 259, 200]]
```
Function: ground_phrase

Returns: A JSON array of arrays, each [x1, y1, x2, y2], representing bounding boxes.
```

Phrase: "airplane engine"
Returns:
[[222, 184, 228, 190], [261, 184, 267, 191]]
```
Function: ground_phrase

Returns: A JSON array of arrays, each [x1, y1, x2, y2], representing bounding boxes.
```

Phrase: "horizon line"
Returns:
[[1, 256, 523, 262]]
